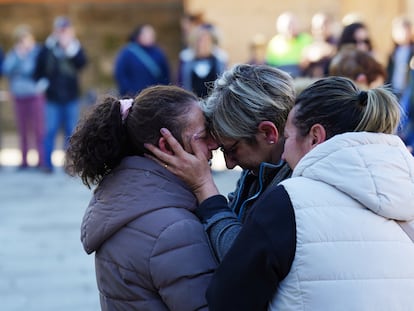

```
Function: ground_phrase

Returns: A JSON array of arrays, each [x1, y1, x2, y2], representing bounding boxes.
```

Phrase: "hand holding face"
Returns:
[[144, 128, 219, 203]]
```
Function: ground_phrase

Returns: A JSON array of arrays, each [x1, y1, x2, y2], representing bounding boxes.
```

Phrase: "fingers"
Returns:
[[160, 128, 186, 156], [144, 142, 179, 171], [143, 128, 183, 168], [190, 133, 208, 161]]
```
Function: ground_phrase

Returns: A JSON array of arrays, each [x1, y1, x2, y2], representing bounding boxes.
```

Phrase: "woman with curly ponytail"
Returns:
[[65, 85, 219, 310]]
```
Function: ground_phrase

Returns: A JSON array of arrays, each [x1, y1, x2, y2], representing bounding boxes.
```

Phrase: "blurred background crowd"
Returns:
[[0, 0, 413, 171]]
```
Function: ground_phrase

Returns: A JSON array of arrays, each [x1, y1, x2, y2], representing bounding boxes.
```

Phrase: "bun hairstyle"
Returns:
[[293, 76, 401, 139]]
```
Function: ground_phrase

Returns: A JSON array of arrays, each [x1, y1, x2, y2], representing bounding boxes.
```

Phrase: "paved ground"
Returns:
[[0, 133, 241, 311]]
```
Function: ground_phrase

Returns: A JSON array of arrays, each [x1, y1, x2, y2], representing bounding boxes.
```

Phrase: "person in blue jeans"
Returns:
[[34, 16, 87, 172], [3, 25, 47, 170]]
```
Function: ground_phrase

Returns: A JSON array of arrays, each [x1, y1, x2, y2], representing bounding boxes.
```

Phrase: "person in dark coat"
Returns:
[[34, 16, 87, 172], [114, 24, 170, 97]]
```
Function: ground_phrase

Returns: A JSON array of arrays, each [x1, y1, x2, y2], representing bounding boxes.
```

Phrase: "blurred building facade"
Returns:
[[0, 0, 184, 130], [185, 0, 414, 65], [0, 0, 413, 130]]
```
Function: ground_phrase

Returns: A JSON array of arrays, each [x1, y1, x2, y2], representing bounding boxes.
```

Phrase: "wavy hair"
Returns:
[[337, 22, 373, 52], [65, 85, 197, 188]]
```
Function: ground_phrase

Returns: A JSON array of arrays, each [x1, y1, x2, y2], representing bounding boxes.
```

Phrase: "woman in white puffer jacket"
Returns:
[[207, 76, 414, 311]]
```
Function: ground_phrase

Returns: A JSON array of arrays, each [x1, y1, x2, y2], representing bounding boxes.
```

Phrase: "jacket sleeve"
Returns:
[[206, 185, 296, 311], [150, 217, 217, 311], [2, 51, 18, 76], [195, 195, 242, 261], [113, 48, 131, 96], [69, 45, 87, 70], [33, 45, 46, 81]]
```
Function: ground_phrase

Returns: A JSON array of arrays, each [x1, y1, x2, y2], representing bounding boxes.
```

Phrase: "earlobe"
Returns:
[[257, 121, 279, 144], [309, 124, 326, 147]]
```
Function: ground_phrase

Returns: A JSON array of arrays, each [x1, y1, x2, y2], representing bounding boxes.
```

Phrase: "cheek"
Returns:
[[206, 137, 219, 150], [200, 142, 209, 155], [295, 139, 311, 159], [198, 140, 213, 158], [283, 138, 304, 165]]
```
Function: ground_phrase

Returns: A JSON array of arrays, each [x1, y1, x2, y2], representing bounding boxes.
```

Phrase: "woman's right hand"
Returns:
[[144, 128, 219, 203]]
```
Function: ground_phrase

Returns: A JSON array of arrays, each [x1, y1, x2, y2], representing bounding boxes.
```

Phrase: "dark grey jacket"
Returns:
[[81, 156, 217, 311], [195, 161, 292, 261]]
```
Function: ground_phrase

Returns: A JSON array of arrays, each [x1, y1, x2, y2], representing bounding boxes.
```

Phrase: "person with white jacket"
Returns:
[[206, 76, 414, 311]]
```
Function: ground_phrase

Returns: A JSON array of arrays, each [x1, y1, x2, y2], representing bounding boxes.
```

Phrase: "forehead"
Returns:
[[183, 102, 206, 132], [354, 27, 368, 37]]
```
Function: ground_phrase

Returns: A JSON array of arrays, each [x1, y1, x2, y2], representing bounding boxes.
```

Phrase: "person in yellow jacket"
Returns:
[[265, 11, 312, 78]]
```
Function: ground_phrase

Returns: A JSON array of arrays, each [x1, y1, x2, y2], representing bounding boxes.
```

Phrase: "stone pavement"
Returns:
[[0, 135, 241, 311]]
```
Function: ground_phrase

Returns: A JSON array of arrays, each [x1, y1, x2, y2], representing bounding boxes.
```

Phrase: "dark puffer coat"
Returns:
[[81, 156, 217, 310]]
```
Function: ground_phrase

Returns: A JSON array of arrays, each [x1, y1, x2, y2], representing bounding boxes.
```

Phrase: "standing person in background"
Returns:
[[247, 33, 267, 65], [301, 12, 338, 78], [114, 24, 170, 97], [0, 45, 4, 76], [207, 76, 414, 311], [386, 16, 414, 154], [386, 16, 414, 98], [180, 12, 205, 49], [3, 25, 47, 170], [337, 21, 373, 53], [34, 16, 87, 173], [329, 46, 386, 90], [178, 23, 227, 98], [65, 85, 218, 310], [0, 45, 3, 163], [265, 11, 312, 78]]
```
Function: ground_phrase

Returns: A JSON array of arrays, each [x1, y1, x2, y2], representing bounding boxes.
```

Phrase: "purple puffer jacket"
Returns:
[[81, 156, 217, 311]]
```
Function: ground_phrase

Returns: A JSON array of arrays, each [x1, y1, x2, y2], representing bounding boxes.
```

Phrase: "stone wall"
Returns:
[[1, 0, 414, 132], [0, 0, 184, 131]]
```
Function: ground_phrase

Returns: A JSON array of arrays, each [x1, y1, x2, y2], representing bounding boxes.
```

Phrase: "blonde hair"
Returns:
[[203, 63, 295, 141], [293, 76, 401, 138], [356, 87, 401, 134]]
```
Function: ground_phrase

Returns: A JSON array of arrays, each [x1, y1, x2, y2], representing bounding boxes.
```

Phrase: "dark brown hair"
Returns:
[[65, 85, 198, 188], [329, 46, 386, 84]]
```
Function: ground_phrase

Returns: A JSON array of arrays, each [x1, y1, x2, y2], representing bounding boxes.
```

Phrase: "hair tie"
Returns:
[[358, 91, 368, 105], [120, 98, 133, 123]]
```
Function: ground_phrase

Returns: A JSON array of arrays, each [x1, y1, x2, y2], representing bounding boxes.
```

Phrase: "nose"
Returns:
[[281, 150, 286, 162], [207, 136, 220, 151], [223, 153, 237, 170]]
